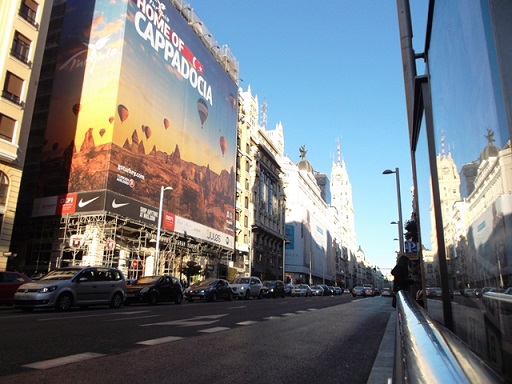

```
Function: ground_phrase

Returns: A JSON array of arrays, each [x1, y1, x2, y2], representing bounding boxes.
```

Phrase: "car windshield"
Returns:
[[234, 278, 250, 284], [263, 281, 276, 287], [135, 276, 160, 284], [41, 269, 81, 281]]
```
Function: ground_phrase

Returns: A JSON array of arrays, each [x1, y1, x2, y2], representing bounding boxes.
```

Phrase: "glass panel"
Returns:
[[422, 0, 512, 380]]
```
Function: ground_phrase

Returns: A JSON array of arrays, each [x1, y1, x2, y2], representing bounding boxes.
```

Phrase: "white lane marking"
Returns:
[[263, 316, 280, 320], [282, 313, 297, 316], [37, 311, 150, 321], [237, 320, 259, 326], [296, 310, 308, 314], [228, 306, 247, 309], [106, 315, 160, 322], [140, 314, 227, 327], [199, 327, 230, 333], [137, 336, 184, 345], [23, 352, 105, 370]]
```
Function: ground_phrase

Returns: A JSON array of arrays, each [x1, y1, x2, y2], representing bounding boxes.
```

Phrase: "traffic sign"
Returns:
[[404, 241, 418, 254], [131, 259, 138, 269]]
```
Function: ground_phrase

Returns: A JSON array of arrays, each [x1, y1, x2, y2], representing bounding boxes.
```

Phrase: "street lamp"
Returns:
[[383, 168, 404, 256], [154, 186, 173, 275]]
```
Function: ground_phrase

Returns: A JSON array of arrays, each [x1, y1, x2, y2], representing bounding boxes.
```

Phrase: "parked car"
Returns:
[[381, 287, 393, 297], [14, 266, 126, 311], [333, 287, 342, 295], [352, 286, 366, 297], [464, 288, 476, 297], [284, 283, 294, 296], [343, 288, 351, 295], [310, 285, 324, 296], [125, 275, 183, 305], [476, 287, 493, 299], [262, 280, 286, 298], [292, 284, 312, 297], [185, 278, 233, 302], [231, 277, 263, 300], [0, 271, 32, 305], [319, 284, 333, 296]]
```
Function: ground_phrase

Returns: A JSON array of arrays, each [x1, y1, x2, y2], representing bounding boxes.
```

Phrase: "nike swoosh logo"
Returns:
[[78, 196, 100, 208], [112, 199, 129, 209]]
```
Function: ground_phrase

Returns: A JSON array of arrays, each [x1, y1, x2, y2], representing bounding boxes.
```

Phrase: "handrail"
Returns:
[[393, 290, 503, 383]]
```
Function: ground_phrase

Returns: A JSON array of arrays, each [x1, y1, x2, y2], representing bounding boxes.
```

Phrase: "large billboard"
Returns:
[[33, 0, 237, 248]]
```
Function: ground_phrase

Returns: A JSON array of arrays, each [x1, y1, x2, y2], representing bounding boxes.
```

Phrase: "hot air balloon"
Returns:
[[219, 136, 227, 156], [109, 116, 114, 124], [72, 103, 82, 116], [144, 126, 152, 139], [117, 104, 129, 123], [163, 118, 170, 129], [197, 98, 208, 128], [99, 128, 106, 137]]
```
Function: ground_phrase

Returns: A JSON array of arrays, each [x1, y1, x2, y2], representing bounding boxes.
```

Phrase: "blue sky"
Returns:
[[190, 1, 429, 271]]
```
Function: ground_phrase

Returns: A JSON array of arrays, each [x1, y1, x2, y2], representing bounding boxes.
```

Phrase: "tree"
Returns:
[[180, 261, 202, 283]]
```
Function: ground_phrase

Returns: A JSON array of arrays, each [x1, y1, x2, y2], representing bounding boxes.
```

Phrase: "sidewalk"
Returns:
[[366, 310, 396, 384]]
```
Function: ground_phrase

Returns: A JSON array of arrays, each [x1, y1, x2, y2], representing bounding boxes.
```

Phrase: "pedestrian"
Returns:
[[391, 255, 410, 308]]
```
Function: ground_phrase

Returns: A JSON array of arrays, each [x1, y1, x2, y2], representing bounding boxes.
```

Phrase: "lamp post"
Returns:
[[154, 186, 173, 275], [383, 168, 404, 256]]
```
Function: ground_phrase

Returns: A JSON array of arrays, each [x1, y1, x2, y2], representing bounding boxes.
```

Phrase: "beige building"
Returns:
[[0, 0, 51, 270]]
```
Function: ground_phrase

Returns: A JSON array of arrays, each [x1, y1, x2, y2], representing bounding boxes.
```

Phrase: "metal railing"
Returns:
[[393, 290, 503, 383]]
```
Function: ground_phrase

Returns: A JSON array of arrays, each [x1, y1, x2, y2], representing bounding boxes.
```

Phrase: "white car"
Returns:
[[230, 276, 263, 300]]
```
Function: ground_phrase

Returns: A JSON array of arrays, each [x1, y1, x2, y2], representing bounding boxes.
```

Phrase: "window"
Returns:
[[11, 31, 31, 65], [0, 172, 8, 206], [3, 72, 24, 106], [19, 0, 39, 27], [0, 114, 16, 142]]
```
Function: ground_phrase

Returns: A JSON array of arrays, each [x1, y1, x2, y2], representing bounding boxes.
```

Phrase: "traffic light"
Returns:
[[404, 218, 418, 243]]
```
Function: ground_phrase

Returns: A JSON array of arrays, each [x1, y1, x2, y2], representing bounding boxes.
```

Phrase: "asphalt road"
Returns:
[[1, 294, 394, 384]]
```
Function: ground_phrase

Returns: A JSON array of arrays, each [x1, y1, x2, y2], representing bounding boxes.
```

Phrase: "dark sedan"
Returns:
[[125, 275, 183, 305], [185, 278, 233, 302], [262, 280, 286, 298]]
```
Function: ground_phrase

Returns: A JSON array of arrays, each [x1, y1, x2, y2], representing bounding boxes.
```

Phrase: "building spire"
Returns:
[[337, 138, 341, 165]]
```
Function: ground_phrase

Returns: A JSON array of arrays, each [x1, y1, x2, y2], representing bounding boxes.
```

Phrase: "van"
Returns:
[[14, 266, 126, 311]]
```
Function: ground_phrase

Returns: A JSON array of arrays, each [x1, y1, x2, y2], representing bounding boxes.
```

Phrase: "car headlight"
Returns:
[[38, 286, 58, 293], [239, 286, 245, 291]]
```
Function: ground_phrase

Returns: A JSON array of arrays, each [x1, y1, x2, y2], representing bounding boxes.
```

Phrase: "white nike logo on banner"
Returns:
[[78, 196, 100, 208], [112, 199, 129, 209]]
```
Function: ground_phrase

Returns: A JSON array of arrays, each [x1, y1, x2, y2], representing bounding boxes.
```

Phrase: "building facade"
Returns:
[[9, 0, 240, 281], [0, 0, 52, 270]]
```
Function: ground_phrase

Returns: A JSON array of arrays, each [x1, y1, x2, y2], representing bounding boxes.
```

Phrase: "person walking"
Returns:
[[391, 255, 409, 307]]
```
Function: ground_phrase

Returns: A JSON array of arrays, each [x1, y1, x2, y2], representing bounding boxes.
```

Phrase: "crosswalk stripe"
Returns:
[[198, 327, 230, 333], [22, 352, 105, 370], [237, 320, 259, 325], [137, 336, 184, 345]]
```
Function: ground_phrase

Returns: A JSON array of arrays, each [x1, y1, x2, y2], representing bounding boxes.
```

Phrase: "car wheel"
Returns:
[[147, 292, 158, 305], [227, 292, 233, 301], [187, 298, 193, 303], [258, 290, 263, 299], [110, 292, 123, 309], [212, 292, 217, 302], [56, 292, 73, 311], [244, 290, 250, 300], [175, 292, 183, 304]]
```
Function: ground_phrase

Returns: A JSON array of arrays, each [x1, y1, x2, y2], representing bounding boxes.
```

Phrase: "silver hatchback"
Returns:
[[14, 266, 126, 311]]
